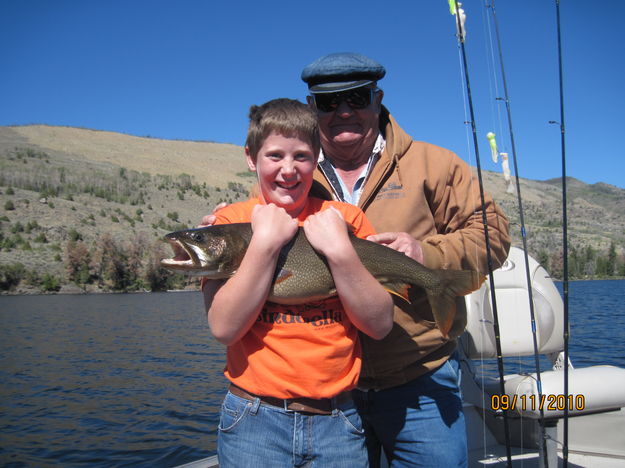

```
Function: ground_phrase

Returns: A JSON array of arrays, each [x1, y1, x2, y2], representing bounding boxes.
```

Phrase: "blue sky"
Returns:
[[1, 1, 623, 189]]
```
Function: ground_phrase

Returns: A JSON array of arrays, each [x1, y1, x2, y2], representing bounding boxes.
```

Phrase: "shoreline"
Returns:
[[3, 279, 625, 297], [0, 285, 201, 296]]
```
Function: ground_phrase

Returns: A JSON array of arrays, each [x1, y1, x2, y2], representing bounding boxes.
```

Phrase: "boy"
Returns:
[[203, 98, 393, 467]]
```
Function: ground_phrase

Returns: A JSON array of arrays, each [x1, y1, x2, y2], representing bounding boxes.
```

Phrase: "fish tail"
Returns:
[[426, 270, 484, 338]]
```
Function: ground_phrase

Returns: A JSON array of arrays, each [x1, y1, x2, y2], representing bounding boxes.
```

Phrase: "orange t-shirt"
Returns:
[[211, 197, 376, 399]]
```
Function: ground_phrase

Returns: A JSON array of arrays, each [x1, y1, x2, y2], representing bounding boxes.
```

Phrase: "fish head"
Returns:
[[160, 225, 249, 277]]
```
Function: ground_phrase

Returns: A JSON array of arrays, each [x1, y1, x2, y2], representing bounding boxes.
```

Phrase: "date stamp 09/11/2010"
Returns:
[[490, 393, 586, 412]]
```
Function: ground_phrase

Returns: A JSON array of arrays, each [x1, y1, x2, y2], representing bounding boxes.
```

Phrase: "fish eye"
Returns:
[[191, 232, 204, 242]]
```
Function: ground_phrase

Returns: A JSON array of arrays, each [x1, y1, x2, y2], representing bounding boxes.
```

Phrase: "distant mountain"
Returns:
[[0, 124, 250, 187], [0, 125, 623, 293], [484, 171, 624, 261]]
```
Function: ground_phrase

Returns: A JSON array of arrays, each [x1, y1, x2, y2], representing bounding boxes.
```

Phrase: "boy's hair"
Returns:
[[245, 98, 320, 160]]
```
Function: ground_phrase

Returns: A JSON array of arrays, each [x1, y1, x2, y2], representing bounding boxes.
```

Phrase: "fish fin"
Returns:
[[275, 269, 294, 284], [383, 282, 411, 303], [426, 270, 484, 338]]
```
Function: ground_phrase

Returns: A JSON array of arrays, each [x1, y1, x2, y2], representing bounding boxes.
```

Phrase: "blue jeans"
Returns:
[[217, 390, 369, 467], [352, 353, 467, 467]]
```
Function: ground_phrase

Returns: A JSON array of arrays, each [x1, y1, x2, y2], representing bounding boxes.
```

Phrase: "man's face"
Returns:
[[308, 87, 383, 162]]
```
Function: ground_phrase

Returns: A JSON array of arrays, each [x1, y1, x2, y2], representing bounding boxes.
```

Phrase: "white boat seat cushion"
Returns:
[[498, 366, 625, 419], [462, 247, 565, 359]]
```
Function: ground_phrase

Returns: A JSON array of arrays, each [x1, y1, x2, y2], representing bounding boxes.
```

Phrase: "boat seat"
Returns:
[[461, 247, 625, 420], [485, 366, 625, 419], [461, 247, 564, 359]]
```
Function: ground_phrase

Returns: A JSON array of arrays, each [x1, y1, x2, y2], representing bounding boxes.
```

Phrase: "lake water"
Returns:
[[1, 280, 624, 467], [0, 292, 225, 468]]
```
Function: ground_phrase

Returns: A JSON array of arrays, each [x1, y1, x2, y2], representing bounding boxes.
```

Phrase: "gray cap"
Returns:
[[301, 52, 386, 94]]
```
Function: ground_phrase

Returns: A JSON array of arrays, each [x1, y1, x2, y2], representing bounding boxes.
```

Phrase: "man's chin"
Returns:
[[328, 132, 364, 147]]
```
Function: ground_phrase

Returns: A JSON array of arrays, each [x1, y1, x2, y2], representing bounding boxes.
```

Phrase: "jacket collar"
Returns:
[[311, 106, 414, 209]]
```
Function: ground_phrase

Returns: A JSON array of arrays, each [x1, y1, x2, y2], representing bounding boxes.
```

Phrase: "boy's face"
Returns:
[[246, 131, 317, 217]]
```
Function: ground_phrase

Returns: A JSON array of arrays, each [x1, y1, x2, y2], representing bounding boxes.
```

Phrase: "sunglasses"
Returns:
[[313, 87, 376, 113]]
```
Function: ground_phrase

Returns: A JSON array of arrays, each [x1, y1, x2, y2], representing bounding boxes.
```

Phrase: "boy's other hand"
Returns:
[[303, 207, 350, 257]]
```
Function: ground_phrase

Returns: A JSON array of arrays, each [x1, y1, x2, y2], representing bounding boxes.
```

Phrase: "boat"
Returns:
[[461, 246, 625, 467], [176, 246, 625, 467], [454, 1, 625, 462]]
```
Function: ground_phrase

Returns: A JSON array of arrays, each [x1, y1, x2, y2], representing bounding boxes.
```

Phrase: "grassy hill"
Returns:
[[1, 125, 623, 293], [1, 125, 250, 187], [483, 172, 625, 262], [0, 125, 254, 293]]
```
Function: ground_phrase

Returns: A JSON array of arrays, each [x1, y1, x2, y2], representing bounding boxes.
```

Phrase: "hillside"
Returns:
[[0, 125, 249, 187], [0, 125, 254, 293], [482, 172, 625, 260], [1, 125, 623, 293]]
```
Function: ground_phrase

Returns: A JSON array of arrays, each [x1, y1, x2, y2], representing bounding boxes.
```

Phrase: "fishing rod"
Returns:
[[485, 1, 550, 465], [449, 1, 512, 465], [553, 0, 570, 465]]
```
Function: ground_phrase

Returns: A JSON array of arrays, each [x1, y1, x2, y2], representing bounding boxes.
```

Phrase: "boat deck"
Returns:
[[467, 407, 625, 467]]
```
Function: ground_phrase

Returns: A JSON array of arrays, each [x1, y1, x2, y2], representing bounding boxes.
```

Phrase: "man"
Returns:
[[301, 52, 510, 467]]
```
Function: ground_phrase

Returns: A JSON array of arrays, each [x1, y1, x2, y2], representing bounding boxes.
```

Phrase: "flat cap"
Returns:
[[301, 52, 386, 94]]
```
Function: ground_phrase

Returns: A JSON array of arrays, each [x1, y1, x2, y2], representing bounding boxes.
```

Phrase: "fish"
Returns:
[[160, 223, 484, 337]]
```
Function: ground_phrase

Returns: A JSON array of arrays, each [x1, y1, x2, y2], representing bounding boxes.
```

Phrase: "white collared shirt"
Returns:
[[318, 134, 386, 206]]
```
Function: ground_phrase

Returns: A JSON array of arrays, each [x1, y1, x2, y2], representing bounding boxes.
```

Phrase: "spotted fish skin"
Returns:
[[161, 223, 482, 336]]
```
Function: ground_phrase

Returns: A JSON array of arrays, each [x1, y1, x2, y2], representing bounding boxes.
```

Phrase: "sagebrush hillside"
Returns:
[[0, 125, 254, 293], [1, 125, 623, 293]]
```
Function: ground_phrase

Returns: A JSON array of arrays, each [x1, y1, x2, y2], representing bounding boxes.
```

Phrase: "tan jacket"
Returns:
[[311, 107, 511, 389]]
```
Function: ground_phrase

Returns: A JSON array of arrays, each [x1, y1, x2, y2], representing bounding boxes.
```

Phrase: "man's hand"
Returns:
[[198, 202, 228, 227], [367, 232, 424, 264]]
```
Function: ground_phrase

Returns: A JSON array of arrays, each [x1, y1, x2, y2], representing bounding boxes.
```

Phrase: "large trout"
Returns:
[[161, 224, 483, 337]]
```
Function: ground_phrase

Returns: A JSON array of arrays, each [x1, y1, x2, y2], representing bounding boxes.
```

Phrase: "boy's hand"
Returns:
[[250, 204, 298, 250], [303, 207, 350, 258]]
